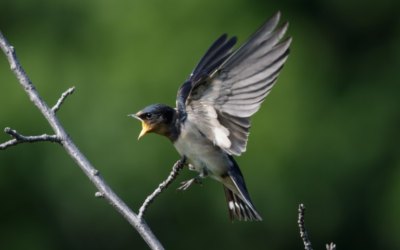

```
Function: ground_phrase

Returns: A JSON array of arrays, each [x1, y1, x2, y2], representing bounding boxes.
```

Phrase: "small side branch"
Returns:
[[0, 127, 60, 150], [298, 204, 313, 250], [52, 87, 75, 113], [138, 156, 187, 219]]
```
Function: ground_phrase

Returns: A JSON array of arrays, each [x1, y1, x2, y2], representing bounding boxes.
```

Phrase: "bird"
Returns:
[[129, 12, 291, 221]]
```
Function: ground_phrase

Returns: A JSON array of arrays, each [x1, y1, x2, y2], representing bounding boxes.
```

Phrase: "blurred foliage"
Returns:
[[1, 0, 400, 249]]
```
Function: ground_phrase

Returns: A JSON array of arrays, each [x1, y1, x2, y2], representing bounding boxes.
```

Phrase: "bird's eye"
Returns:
[[146, 113, 152, 119]]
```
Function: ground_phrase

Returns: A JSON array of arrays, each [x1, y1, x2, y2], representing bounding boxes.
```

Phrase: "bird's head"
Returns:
[[129, 104, 176, 139]]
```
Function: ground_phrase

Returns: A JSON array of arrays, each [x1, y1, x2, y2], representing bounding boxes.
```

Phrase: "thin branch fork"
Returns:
[[0, 85, 75, 150], [0, 29, 173, 250]]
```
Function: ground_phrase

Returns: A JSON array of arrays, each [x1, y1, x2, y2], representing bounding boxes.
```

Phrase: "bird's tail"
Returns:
[[223, 155, 262, 221], [223, 185, 262, 221]]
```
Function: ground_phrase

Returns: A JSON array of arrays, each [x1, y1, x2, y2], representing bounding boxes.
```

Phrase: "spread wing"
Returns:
[[176, 12, 292, 155]]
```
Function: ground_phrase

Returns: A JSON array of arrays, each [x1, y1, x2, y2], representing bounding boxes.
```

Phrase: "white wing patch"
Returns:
[[186, 79, 232, 150]]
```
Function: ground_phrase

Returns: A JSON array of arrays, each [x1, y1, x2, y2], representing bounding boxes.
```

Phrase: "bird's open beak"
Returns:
[[138, 122, 150, 140], [128, 114, 149, 140]]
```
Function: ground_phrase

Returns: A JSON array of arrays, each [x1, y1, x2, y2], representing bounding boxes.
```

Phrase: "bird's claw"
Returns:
[[177, 178, 202, 191]]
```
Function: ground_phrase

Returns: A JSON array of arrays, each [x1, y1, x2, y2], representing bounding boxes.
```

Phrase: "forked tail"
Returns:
[[223, 185, 262, 221]]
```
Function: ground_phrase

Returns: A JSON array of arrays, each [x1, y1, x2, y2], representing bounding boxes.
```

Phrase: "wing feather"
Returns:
[[217, 12, 282, 71], [178, 12, 292, 155], [189, 35, 237, 83], [189, 34, 227, 81]]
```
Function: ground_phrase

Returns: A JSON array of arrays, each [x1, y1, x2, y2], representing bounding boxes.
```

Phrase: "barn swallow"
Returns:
[[129, 12, 291, 221]]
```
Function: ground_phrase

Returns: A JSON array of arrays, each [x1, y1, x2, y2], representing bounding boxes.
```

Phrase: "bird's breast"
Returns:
[[173, 121, 230, 178]]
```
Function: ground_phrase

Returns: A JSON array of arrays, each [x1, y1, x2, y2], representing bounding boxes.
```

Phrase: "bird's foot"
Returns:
[[177, 177, 202, 191], [181, 161, 195, 170]]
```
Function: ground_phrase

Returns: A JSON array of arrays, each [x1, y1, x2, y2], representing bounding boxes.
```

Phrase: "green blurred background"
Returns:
[[1, 1, 400, 249]]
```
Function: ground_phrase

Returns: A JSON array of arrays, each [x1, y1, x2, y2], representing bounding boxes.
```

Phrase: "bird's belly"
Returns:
[[173, 125, 229, 178]]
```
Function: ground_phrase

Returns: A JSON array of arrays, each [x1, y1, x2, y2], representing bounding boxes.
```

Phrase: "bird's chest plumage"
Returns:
[[173, 120, 230, 179]]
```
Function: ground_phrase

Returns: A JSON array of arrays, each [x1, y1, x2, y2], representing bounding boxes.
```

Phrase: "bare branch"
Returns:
[[0, 30, 166, 250], [52, 87, 76, 113], [139, 156, 186, 219], [298, 204, 336, 250], [298, 204, 313, 250], [0, 127, 60, 150]]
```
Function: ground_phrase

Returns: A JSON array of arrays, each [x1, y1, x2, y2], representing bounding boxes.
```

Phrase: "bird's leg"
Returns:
[[177, 168, 207, 191]]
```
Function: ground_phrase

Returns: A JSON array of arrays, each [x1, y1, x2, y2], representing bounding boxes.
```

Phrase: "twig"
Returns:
[[298, 204, 336, 250], [298, 204, 313, 250], [0, 127, 60, 150], [138, 156, 186, 219], [0, 29, 166, 250], [52, 87, 75, 113]]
